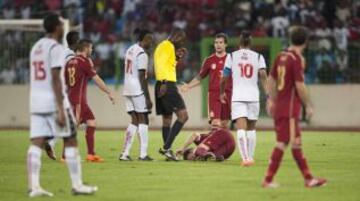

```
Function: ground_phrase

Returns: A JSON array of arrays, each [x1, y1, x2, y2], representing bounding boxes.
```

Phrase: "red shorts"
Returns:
[[72, 103, 95, 124], [274, 117, 301, 143], [202, 129, 235, 159], [208, 91, 231, 121]]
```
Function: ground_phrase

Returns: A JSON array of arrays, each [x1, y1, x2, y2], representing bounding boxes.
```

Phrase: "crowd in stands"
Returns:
[[1, 0, 360, 84]]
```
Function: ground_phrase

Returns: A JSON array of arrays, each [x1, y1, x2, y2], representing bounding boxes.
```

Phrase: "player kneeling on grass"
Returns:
[[263, 26, 327, 188], [27, 13, 97, 197], [119, 28, 154, 161], [65, 39, 115, 162], [176, 127, 235, 161], [220, 31, 268, 167]]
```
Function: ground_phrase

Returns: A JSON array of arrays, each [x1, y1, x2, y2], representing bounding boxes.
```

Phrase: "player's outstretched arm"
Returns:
[[92, 75, 115, 104], [51, 68, 65, 127], [295, 81, 314, 119], [266, 75, 277, 117], [180, 75, 201, 93], [139, 70, 152, 110], [176, 133, 200, 156]]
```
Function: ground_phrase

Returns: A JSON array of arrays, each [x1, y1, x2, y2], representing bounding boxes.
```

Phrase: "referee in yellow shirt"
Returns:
[[154, 28, 188, 161]]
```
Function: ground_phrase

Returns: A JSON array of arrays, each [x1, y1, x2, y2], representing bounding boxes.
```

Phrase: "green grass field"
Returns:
[[1, 130, 360, 201]]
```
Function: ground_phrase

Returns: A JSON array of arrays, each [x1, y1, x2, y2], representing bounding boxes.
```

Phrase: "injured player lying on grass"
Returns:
[[176, 127, 235, 161]]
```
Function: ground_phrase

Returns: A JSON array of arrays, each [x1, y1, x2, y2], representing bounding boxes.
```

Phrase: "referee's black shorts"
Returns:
[[155, 81, 186, 115]]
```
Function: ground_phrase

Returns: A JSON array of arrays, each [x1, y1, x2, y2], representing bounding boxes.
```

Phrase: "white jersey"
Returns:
[[64, 48, 75, 63], [123, 43, 148, 96], [30, 37, 66, 113], [224, 49, 266, 102]]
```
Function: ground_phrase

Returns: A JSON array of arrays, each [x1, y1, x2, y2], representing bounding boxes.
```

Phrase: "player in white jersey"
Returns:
[[220, 31, 268, 166], [119, 28, 154, 161], [27, 13, 97, 197]]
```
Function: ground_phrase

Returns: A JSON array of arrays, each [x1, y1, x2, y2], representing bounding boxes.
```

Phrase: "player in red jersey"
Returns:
[[180, 33, 232, 127], [263, 26, 327, 188], [176, 128, 235, 161], [65, 39, 115, 162]]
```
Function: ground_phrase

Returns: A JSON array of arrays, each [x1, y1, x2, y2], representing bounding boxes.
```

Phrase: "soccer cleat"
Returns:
[[119, 154, 133, 161], [159, 149, 178, 161], [72, 184, 98, 195], [241, 160, 255, 167], [86, 154, 104, 162], [262, 180, 279, 188], [138, 155, 154, 161], [44, 143, 56, 160], [28, 187, 54, 197], [305, 178, 327, 188]]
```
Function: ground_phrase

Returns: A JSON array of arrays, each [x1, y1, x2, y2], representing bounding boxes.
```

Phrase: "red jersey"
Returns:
[[64, 55, 97, 105], [270, 50, 305, 119], [199, 54, 232, 93]]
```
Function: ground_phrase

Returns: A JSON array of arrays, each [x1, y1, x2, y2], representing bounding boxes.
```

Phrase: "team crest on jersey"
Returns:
[[209, 111, 214, 117], [211, 63, 216, 69], [219, 60, 223, 64]]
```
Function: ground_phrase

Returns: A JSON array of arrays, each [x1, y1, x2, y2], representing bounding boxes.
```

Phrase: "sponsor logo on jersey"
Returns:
[[211, 63, 216, 69]]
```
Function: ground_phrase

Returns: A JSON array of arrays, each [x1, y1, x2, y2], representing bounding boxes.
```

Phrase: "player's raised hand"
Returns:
[[220, 93, 227, 104]]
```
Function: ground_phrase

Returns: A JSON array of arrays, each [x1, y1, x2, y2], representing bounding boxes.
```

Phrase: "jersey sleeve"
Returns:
[[258, 54, 266, 69], [137, 52, 148, 71], [292, 57, 304, 82], [198, 59, 210, 78], [82, 58, 97, 78], [50, 44, 65, 69]]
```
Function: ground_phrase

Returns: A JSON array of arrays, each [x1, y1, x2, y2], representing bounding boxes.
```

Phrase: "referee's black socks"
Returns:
[[163, 120, 184, 150], [162, 126, 170, 144]]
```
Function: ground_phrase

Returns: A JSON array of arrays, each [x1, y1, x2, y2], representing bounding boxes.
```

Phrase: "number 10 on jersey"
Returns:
[[239, 63, 253, 78]]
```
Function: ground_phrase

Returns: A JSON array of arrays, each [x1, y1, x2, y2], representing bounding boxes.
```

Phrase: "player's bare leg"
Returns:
[[27, 137, 53, 197], [85, 119, 103, 162], [137, 113, 153, 161], [246, 120, 257, 163], [262, 142, 287, 188], [235, 117, 251, 166], [120, 112, 138, 161], [291, 137, 327, 188], [63, 137, 97, 195]]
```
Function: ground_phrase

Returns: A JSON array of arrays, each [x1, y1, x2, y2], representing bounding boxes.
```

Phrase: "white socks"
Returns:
[[247, 130, 256, 161], [138, 124, 149, 158], [27, 145, 42, 190], [122, 124, 137, 156], [236, 129, 257, 162], [237, 129, 249, 162], [65, 147, 83, 188]]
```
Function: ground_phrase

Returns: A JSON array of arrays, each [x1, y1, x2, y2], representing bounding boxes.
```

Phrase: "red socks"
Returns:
[[265, 147, 284, 183], [86, 126, 96, 155], [292, 148, 313, 180]]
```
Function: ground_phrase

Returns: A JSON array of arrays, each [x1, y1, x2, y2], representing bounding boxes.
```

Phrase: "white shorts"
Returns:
[[30, 108, 76, 139], [231, 101, 260, 121], [124, 94, 148, 113]]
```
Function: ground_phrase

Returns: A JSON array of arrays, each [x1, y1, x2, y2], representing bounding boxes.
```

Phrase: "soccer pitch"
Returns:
[[1, 130, 360, 201]]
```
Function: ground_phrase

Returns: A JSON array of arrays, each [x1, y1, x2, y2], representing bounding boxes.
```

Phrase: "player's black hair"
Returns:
[[43, 13, 61, 33], [133, 28, 152, 42], [183, 148, 194, 160], [239, 30, 252, 47], [289, 26, 308, 46], [215, 32, 228, 44], [77, 39, 93, 51], [66, 31, 80, 47]]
